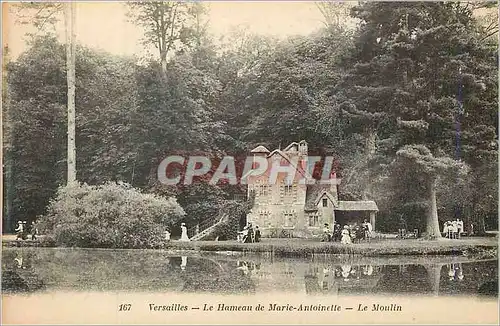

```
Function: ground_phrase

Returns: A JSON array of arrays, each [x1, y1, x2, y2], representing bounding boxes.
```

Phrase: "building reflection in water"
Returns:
[[1, 249, 496, 297]]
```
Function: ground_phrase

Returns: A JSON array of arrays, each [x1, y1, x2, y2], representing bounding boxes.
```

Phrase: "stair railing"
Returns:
[[187, 213, 226, 239]]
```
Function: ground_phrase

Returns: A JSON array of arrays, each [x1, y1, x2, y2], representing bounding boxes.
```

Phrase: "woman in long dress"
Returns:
[[341, 226, 352, 244], [179, 223, 190, 241]]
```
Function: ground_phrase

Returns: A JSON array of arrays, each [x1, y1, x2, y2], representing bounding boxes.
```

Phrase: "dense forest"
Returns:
[[3, 2, 498, 236]]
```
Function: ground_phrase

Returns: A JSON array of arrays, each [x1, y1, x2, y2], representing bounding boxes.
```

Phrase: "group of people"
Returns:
[[15, 220, 37, 241], [237, 222, 261, 243], [322, 220, 373, 244], [442, 219, 464, 239]]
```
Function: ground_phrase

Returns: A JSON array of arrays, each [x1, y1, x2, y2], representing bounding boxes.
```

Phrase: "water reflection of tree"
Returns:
[[177, 258, 256, 294], [2, 250, 45, 293], [2, 249, 496, 297], [375, 264, 433, 294]]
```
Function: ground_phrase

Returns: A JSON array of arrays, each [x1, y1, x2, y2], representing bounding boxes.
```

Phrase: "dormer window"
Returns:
[[322, 198, 328, 207]]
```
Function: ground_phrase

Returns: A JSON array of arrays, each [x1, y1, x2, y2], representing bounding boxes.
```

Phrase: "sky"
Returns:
[[3, 1, 329, 60]]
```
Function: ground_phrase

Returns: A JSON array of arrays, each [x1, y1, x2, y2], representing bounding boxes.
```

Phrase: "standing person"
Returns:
[[350, 223, 360, 243], [15, 221, 24, 240], [398, 217, 407, 239], [362, 219, 373, 240], [239, 223, 250, 243], [333, 223, 342, 242], [456, 218, 464, 239], [443, 221, 449, 238], [341, 226, 352, 244], [248, 223, 255, 243], [164, 228, 171, 242], [354, 224, 364, 243], [179, 223, 190, 241], [447, 221, 454, 239], [30, 221, 38, 241], [244, 222, 254, 243], [254, 226, 261, 243], [322, 223, 331, 242], [469, 223, 474, 236], [451, 220, 459, 239]]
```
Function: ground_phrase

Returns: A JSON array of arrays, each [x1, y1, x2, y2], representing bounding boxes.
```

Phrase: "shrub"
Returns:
[[37, 182, 185, 248], [211, 195, 254, 241]]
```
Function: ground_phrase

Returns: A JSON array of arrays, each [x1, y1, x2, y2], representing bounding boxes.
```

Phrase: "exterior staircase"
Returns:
[[188, 213, 227, 241]]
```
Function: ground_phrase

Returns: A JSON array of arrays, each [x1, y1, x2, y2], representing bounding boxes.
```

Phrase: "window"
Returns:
[[259, 211, 271, 226], [280, 180, 297, 203], [256, 179, 269, 197], [322, 198, 328, 207], [258, 184, 269, 196], [283, 210, 295, 227], [309, 213, 319, 227]]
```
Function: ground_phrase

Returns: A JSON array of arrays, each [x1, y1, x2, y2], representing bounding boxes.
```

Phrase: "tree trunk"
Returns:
[[160, 52, 167, 77], [426, 176, 442, 239], [424, 264, 442, 296], [477, 214, 487, 235], [65, 2, 76, 183]]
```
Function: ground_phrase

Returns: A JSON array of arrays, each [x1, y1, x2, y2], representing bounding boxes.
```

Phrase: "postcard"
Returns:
[[2, 1, 498, 325]]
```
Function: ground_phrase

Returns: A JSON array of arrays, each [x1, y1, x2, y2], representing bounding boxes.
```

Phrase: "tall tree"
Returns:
[[11, 2, 77, 183], [64, 2, 77, 183], [127, 1, 197, 75], [349, 2, 498, 238], [315, 1, 356, 30]]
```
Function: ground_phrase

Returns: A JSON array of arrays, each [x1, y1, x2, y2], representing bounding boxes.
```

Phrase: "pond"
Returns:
[[2, 248, 498, 324], [2, 248, 497, 297]]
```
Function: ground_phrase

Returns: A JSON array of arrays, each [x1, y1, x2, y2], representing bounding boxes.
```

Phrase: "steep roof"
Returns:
[[284, 142, 299, 152], [241, 148, 312, 180], [250, 145, 270, 153], [335, 201, 379, 212], [267, 149, 312, 179], [304, 184, 333, 211], [284, 140, 307, 152]]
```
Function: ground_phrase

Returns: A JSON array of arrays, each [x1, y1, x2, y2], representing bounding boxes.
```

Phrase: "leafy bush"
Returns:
[[151, 181, 230, 236], [37, 182, 185, 248], [211, 194, 255, 240]]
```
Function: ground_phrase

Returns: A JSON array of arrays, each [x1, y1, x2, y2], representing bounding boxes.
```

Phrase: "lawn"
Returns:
[[2, 234, 497, 258], [161, 236, 498, 257]]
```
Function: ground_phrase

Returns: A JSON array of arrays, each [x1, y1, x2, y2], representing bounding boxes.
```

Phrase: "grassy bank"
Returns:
[[161, 238, 498, 258], [3, 235, 497, 258]]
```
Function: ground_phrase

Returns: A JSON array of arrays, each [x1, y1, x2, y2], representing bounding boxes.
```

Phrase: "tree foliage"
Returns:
[[126, 1, 201, 74], [38, 182, 185, 248], [3, 2, 498, 241]]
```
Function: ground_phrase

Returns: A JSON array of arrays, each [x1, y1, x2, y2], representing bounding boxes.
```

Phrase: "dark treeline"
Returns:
[[3, 2, 498, 235]]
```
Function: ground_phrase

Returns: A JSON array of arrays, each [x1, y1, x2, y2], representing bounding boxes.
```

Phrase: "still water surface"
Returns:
[[2, 248, 497, 297]]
